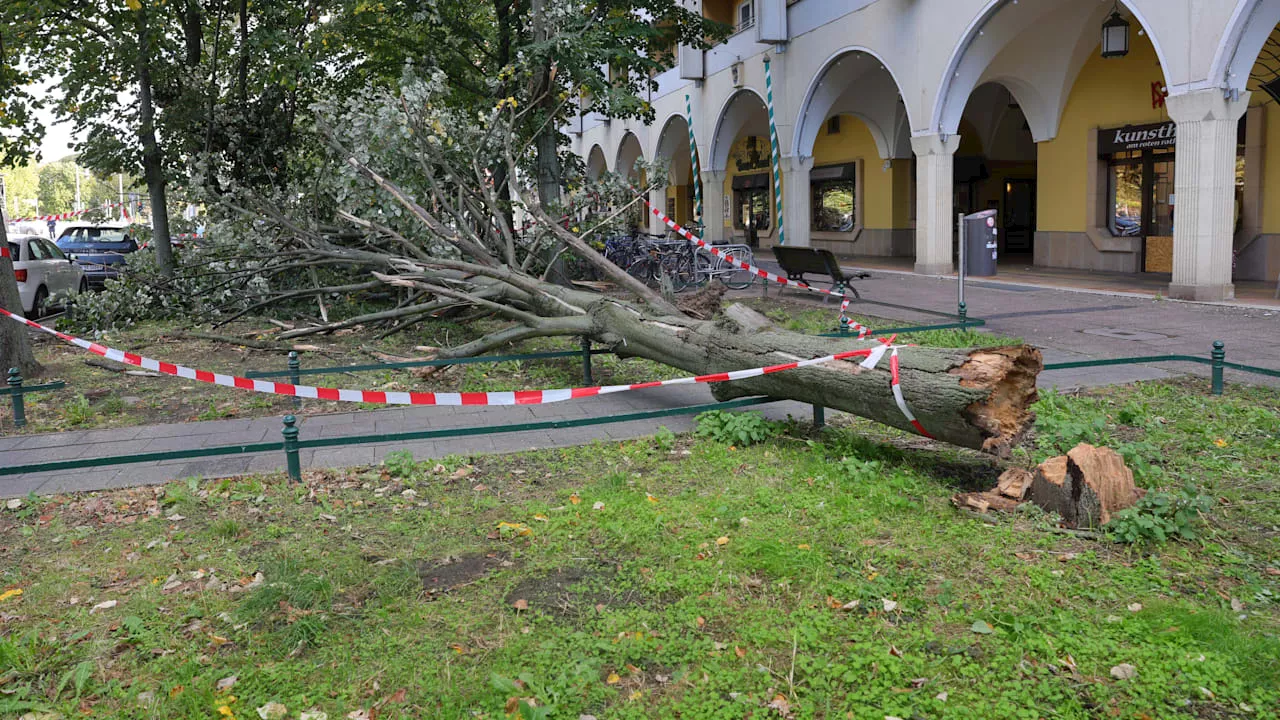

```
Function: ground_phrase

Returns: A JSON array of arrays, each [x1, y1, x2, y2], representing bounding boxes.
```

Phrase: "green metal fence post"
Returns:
[[958, 301, 967, 324], [581, 337, 594, 386], [282, 415, 301, 481], [7, 368, 25, 429], [839, 316, 850, 335], [1211, 341, 1225, 396], [812, 404, 825, 429], [287, 351, 301, 409]]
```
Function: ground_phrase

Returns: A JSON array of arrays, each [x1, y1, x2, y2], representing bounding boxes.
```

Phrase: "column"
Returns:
[[910, 133, 960, 275], [780, 155, 813, 248], [648, 186, 668, 236], [701, 170, 727, 243], [1165, 89, 1249, 301]]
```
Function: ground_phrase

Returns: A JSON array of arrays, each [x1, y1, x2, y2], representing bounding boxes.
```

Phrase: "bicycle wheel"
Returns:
[[626, 256, 660, 287], [663, 252, 696, 292], [717, 248, 756, 289]]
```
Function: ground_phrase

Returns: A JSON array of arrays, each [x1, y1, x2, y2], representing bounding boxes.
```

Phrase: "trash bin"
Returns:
[[964, 209, 999, 277]]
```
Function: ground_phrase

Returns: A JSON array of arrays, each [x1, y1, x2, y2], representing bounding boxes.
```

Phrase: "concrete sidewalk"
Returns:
[[0, 386, 812, 498], [3, 266, 1275, 498]]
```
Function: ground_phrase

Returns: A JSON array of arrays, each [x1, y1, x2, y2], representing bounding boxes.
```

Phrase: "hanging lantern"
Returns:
[[1101, 8, 1130, 58]]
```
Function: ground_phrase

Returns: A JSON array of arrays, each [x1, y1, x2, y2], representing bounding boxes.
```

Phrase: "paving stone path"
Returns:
[[3, 263, 1276, 498]]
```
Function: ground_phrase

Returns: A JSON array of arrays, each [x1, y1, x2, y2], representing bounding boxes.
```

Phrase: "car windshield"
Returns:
[[6, 242, 17, 259], [57, 228, 133, 250]]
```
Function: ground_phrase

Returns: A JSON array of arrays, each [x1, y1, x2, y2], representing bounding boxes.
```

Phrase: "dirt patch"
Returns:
[[418, 552, 512, 595], [504, 565, 648, 620]]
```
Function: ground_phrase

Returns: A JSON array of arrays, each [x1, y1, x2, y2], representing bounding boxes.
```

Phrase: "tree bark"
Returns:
[[134, 3, 175, 277], [0, 223, 43, 376], [582, 299, 1041, 454]]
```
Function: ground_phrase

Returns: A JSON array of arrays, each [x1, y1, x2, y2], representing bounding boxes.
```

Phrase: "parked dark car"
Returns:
[[55, 222, 139, 288]]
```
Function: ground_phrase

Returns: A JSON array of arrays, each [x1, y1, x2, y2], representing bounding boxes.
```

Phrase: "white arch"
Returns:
[[793, 46, 916, 161], [792, 46, 914, 161], [708, 88, 769, 173], [586, 144, 608, 180], [614, 132, 645, 179], [929, 0, 1173, 138], [652, 113, 693, 178], [1212, 0, 1280, 94]]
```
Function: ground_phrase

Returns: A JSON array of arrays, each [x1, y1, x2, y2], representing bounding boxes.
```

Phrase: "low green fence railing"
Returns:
[[2, 369, 65, 429], [0, 396, 784, 481], [4, 334, 1280, 485]]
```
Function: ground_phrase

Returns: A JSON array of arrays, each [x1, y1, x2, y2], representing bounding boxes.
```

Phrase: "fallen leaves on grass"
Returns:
[[255, 701, 288, 719], [497, 521, 533, 537], [90, 600, 117, 613], [970, 620, 994, 635], [0, 588, 22, 602], [570, 493, 581, 505], [217, 676, 237, 692], [715, 536, 729, 546], [512, 599, 528, 611], [1110, 663, 1137, 680]]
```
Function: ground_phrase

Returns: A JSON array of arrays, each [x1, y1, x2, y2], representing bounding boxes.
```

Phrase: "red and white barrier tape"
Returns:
[[0, 308, 927, 419], [889, 347, 932, 439], [8, 202, 128, 224], [640, 199, 869, 338]]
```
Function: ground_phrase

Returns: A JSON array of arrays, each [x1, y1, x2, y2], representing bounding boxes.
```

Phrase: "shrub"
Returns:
[[694, 410, 782, 447], [1107, 482, 1214, 543]]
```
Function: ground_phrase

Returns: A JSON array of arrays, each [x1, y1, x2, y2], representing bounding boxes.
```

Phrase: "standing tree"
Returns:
[[1, 0, 195, 275], [0, 221, 42, 376]]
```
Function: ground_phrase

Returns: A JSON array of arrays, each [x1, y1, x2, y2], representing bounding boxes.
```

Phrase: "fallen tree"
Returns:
[[219, 75, 1042, 453]]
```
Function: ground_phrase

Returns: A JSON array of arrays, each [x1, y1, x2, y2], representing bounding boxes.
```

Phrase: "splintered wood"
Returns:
[[953, 443, 1144, 528]]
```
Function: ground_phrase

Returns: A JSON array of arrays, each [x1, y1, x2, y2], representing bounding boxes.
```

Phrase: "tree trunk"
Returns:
[[578, 300, 1041, 454], [439, 273, 1043, 454], [528, 0, 569, 284], [0, 223, 43, 377], [134, 3, 175, 278]]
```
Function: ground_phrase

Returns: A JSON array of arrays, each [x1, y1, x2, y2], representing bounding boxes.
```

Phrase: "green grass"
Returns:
[[3, 391, 1276, 717]]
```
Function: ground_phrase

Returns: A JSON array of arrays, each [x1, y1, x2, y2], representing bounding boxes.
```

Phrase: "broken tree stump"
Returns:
[[1028, 443, 1144, 528]]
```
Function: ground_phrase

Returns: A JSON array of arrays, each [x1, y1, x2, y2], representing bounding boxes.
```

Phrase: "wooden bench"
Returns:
[[770, 246, 868, 301]]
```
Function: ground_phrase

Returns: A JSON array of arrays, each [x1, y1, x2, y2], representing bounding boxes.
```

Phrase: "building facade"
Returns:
[[570, 0, 1280, 301]]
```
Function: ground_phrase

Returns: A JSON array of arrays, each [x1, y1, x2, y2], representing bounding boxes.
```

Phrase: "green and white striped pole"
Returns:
[[685, 94, 703, 228], [763, 57, 785, 246]]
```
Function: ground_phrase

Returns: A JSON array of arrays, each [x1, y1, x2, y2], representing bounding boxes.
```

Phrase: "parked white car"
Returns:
[[8, 234, 87, 317]]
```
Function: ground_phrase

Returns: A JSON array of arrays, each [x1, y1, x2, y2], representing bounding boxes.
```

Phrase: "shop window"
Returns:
[[731, 172, 771, 231], [809, 162, 856, 232], [734, 189, 771, 231], [1105, 147, 1174, 237]]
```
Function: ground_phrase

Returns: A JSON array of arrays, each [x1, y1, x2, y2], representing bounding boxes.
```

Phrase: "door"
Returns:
[[39, 239, 77, 293], [1002, 179, 1036, 253], [25, 236, 56, 293]]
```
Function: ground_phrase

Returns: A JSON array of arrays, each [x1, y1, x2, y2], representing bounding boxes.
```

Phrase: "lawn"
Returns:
[[2, 378, 1277, 719]]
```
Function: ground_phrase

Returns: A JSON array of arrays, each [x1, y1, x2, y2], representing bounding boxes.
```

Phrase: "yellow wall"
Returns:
[[1247, 26, 1280, 234], [703, 0, 733, 27], [810, 114, 905, 230], [1037, 31, 1169, 232]]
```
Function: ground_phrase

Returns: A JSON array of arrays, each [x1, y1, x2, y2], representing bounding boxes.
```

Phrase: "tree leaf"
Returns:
[[970, 620, 994, 634]]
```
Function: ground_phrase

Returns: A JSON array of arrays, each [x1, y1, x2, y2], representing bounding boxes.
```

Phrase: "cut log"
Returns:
[[585, 295, 1042, 454], [1027, 444, 1144, 528]]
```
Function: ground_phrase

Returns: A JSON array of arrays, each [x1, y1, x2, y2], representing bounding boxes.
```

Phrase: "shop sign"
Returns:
[[1100, 120, 1176, 153]]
